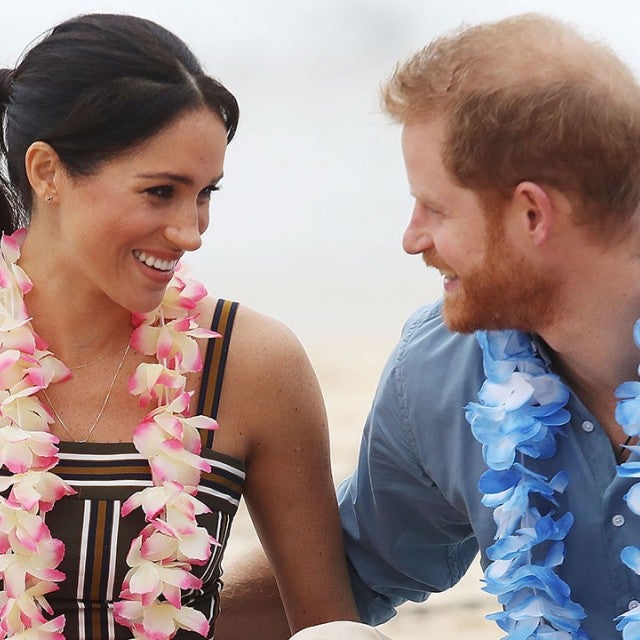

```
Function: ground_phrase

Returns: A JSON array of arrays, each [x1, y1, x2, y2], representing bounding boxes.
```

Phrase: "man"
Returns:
[[219, 13, 640, 639]]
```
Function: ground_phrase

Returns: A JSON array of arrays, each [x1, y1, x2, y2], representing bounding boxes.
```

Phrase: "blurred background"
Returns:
[[2, 2, 639, 637], [3, 1, 639, 347]]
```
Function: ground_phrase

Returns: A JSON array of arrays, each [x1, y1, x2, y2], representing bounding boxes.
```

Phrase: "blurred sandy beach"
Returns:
[[224, 336, 499, 640]]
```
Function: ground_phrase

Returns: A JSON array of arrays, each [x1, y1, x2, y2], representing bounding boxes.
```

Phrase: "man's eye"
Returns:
[[147, 186, 174, 199]]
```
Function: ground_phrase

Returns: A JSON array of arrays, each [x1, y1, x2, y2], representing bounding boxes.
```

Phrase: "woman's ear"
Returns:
[[24, 141, 61, 204]]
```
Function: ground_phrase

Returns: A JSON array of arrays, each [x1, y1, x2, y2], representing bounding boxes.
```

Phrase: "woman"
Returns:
[[0, 13, 357, 640]]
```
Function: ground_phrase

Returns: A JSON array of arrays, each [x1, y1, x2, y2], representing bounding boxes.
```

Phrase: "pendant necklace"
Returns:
[[42, 342, 131, 442]]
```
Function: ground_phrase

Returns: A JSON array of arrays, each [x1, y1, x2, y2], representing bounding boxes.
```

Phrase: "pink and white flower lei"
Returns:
[[0, 229, 219, 640]]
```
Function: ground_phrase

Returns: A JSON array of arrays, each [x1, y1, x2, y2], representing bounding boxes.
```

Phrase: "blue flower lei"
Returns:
[[466, 321, 640, 640]]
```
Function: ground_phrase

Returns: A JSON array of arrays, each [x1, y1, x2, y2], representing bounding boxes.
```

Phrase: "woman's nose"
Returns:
[[164, 205, 203, 252]]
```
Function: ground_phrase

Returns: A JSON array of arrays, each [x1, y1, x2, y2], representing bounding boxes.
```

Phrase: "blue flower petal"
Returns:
[[544, 541, 566, 569], [616, 398, 640, 435], [634, 318, 640, 350], [528, 374, 570, 407], [549, 471, 569, 494], [615, 381, 640, 400], [618, 459, 640, 479], [623, 483, 640, 516], [480, 374, 534, 411], [621, 546, 640, 574], [616, 605, 640, 638], [520, 430, 558, 459], [479, 468, 520, 494]]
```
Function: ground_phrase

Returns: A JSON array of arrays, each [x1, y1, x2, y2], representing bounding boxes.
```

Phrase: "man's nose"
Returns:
[[402, 204, 434, 255]]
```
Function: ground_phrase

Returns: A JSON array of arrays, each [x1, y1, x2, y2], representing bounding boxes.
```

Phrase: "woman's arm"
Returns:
[[216, 308, 358, 637]]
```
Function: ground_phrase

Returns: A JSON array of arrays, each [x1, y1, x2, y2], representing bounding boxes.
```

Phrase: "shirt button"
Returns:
[[613, 514, 626, 527], [630, 600, 640, 610], [581, 421, 595, 432]]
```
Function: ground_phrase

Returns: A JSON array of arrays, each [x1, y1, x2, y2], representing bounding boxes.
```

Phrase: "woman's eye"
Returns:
[[198, 184, 220, 200], [200, 184, 220, 198], [146, 186, 174, 199]]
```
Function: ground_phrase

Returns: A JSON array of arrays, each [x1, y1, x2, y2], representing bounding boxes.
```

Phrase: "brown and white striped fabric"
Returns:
[[4, 300, 245, 640]]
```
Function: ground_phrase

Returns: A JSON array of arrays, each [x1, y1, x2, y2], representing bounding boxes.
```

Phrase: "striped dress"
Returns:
[[8, 299, 246, 640]]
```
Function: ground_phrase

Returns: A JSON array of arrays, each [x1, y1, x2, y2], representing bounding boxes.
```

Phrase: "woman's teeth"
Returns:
[[133, 250, 177, 272]]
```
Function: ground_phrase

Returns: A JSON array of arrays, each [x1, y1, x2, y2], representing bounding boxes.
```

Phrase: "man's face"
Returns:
[[401, 116, 554, 333]]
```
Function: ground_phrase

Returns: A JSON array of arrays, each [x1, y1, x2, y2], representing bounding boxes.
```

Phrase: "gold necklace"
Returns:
[[42, 342, 131, 443], [68, 341, 129, 370]]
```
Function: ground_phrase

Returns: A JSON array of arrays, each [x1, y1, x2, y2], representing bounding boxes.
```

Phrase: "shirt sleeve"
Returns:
[[337, 305, 479, 625]]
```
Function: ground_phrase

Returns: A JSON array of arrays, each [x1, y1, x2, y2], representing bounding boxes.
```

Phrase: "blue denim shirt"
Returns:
[[338, 301, 640, 639]]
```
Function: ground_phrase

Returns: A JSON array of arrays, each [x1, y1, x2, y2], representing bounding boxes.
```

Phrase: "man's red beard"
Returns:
[[423, 229, 561, 334]]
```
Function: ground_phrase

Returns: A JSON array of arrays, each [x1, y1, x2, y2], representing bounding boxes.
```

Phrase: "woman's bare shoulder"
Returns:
[[232, 304, 305, 360], [197, 297, 298, 347], [207, 300, 324, 442]]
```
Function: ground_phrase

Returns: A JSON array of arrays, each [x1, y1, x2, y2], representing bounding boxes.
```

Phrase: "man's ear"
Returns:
[[24, 141, 61, 204], [508, 181, 556, 247]]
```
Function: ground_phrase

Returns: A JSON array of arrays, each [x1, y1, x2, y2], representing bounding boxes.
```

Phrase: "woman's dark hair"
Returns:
[[0, 13, 239, 232]]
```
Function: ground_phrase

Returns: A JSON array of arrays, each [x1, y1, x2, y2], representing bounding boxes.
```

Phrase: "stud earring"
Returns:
[[45, 195, 53, 203]]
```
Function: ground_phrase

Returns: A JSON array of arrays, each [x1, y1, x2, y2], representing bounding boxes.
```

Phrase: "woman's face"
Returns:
[[48, 107, 228, 312]]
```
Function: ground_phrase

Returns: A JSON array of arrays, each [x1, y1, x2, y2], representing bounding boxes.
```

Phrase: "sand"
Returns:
[[224, 337, 500, 639]]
